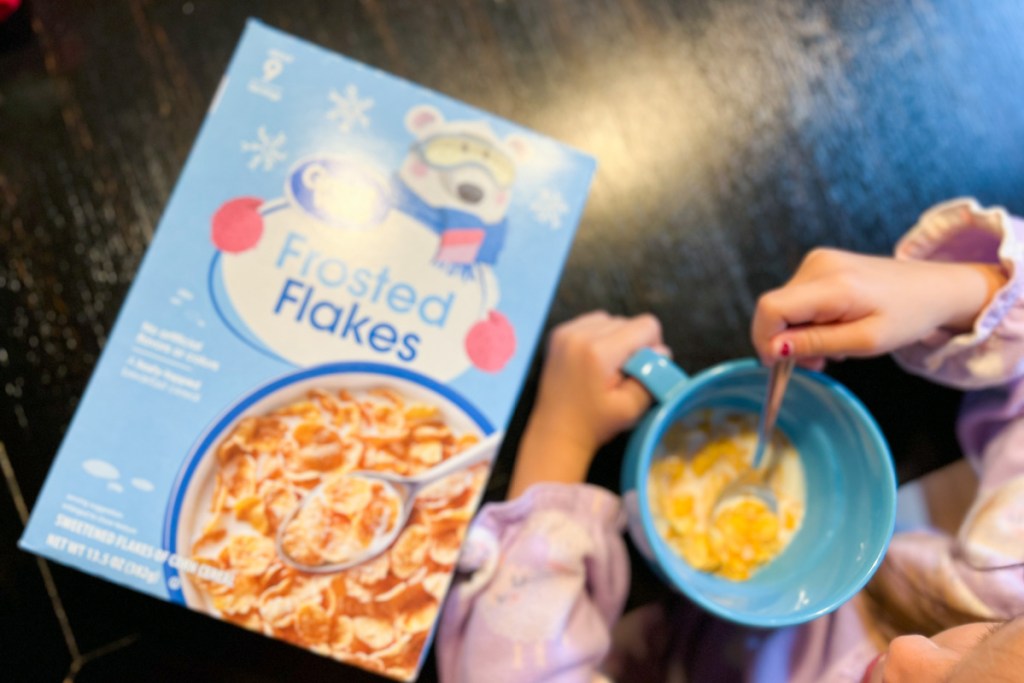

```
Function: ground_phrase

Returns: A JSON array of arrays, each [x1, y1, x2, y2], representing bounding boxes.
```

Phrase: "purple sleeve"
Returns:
[[891, 198, 1024, 390], [868, 198, 1024, 631], [436, 483, 629, 683], [870, 387, 1024, 628]]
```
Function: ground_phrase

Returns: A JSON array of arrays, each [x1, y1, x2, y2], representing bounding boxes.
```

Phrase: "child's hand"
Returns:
[[507, 311, 668, 499], [752, 248, 1006, 369]]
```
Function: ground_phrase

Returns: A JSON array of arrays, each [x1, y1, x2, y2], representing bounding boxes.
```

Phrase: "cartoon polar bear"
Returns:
[[210, 104, 530, 373], [395, 104, 531, 274]]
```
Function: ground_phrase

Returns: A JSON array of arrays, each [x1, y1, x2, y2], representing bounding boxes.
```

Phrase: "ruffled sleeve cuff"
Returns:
[[892, 197, 1024, 389]]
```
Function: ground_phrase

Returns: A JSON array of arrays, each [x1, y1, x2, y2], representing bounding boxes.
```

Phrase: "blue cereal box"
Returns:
[[19, 19, 595, 681]]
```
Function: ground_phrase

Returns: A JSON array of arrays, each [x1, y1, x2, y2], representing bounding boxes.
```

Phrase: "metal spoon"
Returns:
[[276, 431, 504, 573], [712, 358, 795, 517]]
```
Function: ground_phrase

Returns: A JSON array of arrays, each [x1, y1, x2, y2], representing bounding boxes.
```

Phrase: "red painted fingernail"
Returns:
[[780, 341, 792, 357]]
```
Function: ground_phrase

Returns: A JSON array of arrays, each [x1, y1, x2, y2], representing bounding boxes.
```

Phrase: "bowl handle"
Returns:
[[623, 348, 689, 403]]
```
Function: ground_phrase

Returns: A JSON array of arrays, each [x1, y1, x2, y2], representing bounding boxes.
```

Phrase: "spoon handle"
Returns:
[[751, 358, 795, 470], [416, 431, 505, 487]]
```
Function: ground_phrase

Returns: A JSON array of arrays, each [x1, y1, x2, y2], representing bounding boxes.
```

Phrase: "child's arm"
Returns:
[[508, 311, 668, 498], [751, 249, 1005, 371], [752, 198, 1024, 390], [436, 312, 666, 683]]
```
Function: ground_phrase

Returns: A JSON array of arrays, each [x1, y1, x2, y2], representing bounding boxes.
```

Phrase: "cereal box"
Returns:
[[19, 19, 595, 681]]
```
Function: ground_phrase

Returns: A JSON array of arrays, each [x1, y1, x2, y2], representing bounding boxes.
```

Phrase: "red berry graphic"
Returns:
[[466, 310, 516, 372], [211, 197, 264, 253]]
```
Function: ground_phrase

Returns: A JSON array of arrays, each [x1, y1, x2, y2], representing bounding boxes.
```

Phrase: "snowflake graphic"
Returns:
[[241, 126, 287, 171], [530, 189, 570, 229], [326, 84, 374, 133]]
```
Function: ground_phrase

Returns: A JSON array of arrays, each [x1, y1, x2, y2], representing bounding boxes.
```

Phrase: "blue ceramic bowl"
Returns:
[[621, 349, 896, 628]]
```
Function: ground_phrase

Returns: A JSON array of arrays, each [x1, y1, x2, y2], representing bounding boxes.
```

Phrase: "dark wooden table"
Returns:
[[4, 1, 1024, 680]]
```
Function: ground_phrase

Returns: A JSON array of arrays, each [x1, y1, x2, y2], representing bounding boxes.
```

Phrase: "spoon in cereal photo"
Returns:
[[275, 430, 504, 573], [711, 357, 796, 520]]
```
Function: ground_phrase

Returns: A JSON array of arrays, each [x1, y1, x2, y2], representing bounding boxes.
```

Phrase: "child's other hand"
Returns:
[[507, 311, 668, 498], [752, 248, 1006, 369], [533, 311, 669, 453]]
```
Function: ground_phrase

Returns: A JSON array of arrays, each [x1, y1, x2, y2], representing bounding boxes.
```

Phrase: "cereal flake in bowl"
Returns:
[[648, 409, 806, 581]]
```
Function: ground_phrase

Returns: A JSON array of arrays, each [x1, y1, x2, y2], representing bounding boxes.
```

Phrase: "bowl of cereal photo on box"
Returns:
[[163, 362, 497, 679], [620, 348, 896, 628]]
